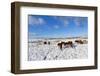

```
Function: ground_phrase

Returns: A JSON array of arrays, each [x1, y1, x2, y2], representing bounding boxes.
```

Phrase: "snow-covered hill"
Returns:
[[28, 38, 88, 61]]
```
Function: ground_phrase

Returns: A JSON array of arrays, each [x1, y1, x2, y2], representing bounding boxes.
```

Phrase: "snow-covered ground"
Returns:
[[28, 38, 88, 61]]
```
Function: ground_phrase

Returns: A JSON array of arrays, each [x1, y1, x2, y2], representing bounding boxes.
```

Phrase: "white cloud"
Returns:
[[28, 16, 45, 26], [58, 16, 69, 27], [29, 32, 37, 36], [28, 32, 38, 39], [74, 18, 81, 27], [54, 25, 59, 29], [38, 18, 44, 24], [63, 20, 69, 27], [74, 17, 86, 27]]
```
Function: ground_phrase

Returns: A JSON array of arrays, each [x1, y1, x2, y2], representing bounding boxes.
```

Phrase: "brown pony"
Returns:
[[57, 41, 73, 50], [75, 40, 84, 44]]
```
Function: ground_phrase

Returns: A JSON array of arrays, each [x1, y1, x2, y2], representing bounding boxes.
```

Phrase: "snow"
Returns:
[[28, 38, 88, 61]]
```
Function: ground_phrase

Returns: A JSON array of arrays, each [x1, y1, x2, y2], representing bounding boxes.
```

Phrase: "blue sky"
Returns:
[[28, 15, 88, 39]]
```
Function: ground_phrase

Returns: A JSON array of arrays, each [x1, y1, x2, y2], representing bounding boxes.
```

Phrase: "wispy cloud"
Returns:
[[63, 20, 69, 27], [28, 32, 38, 39], [74, 17, 87, 27], [74, 18, 81, 27], [28, 16, 45, 26], [55, 16, 69, 27], [54, 25, 59, 29], [29, 32, 37, 36]]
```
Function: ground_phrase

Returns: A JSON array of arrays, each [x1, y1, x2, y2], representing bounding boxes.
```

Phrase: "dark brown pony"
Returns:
[[44, 41, 50, 45], [64, 41, 73, 47], [57, 41, 73, 50], [44, 41, 47, 44], [57, 42, 63, 50]]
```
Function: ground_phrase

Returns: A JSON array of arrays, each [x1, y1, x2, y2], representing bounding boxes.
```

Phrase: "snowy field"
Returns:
[[28, 38, 88, 61]]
